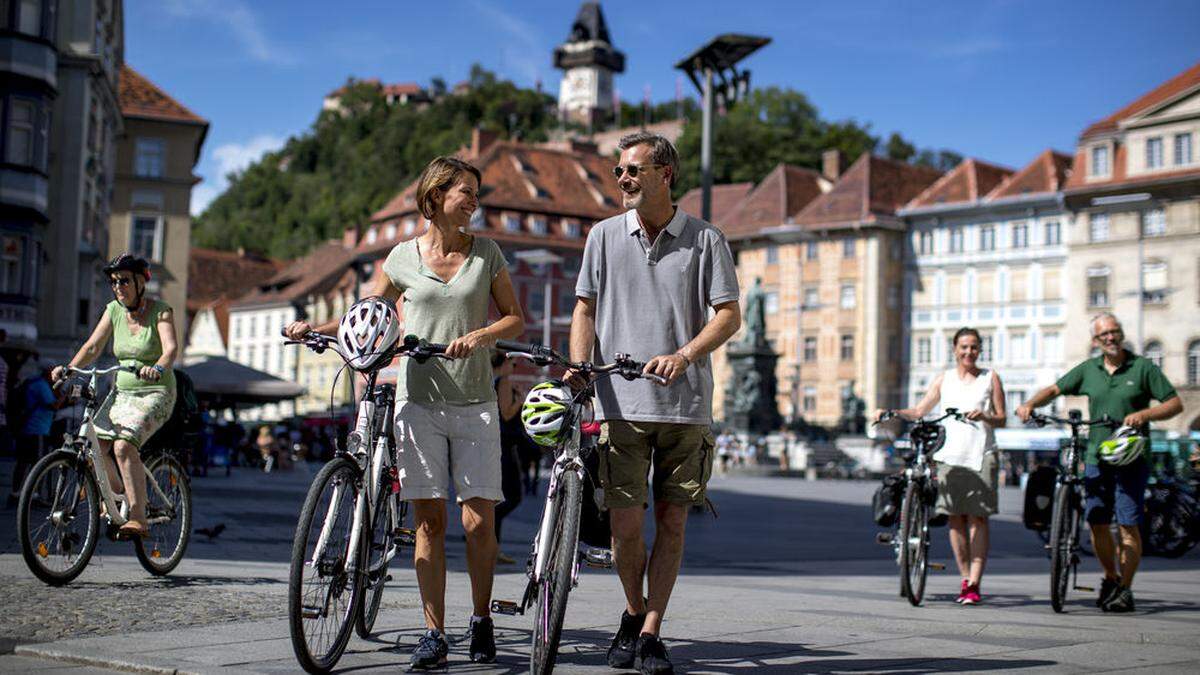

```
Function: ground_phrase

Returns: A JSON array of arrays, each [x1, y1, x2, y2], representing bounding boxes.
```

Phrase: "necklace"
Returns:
[[126, 298, 148, 323]]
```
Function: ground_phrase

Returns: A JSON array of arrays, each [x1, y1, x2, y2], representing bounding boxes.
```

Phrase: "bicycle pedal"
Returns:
[[581, 547, 613, 568], [394, 527, 416, 546], [1075, 584, 1095, 592], [490, 600, 522, 616], [300, 605, 324, 620], [929, 562, 945, 571], [875, 532, 894, 545]]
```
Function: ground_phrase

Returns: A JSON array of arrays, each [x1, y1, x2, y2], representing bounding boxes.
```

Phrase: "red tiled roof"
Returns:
[[119, 66, 206, 124], [1079, 60, 1200, 139], [795, 154, 942, 228], [716, 165, 830, 239], [233, 242, 357, 308], [187, 248, 282, 311], [383, 83, 424, 97], [677, 182, 754, 226], [906, 158, 1013, 208], [987, 150, 1072, 200]]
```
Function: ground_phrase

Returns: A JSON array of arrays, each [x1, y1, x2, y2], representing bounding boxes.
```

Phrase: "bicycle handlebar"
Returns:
[[874, 407, 967, 427], [1028, 411, 1117, 429], [53, 364, 142, 391], [495, 339, 668, 386], [281, 330, 450, 365]]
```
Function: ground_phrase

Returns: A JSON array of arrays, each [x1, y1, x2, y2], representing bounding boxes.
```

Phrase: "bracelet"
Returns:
[[152, 364, 165, 375]]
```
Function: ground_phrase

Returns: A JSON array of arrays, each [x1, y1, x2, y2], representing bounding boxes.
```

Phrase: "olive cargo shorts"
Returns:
[[598, 420, 715, 509]]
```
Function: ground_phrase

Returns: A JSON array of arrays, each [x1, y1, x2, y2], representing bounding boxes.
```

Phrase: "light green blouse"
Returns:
[[382, 235, 505, 404], [107, 299, 175, 392]]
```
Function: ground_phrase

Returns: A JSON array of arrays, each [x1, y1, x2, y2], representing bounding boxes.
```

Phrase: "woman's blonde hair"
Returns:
[[414, 156, 482, 220]]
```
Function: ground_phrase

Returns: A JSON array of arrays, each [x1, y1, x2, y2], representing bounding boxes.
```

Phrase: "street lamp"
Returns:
[[675, 33, 771, 223], [514, 248, 563, 351]]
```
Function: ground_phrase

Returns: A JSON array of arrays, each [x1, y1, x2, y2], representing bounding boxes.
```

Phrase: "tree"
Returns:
[[885, 132, 916, 163]]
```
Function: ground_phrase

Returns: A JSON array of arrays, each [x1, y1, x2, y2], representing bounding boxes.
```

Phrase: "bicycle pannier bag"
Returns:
[[872, 474, 904, 527], [1023, 465, 1057, 531]]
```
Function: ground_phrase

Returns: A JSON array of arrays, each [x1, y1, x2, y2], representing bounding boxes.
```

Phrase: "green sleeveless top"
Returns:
[[107, 299, 175, 392]]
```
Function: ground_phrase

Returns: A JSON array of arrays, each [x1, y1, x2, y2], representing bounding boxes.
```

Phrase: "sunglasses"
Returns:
[[1093, 329, 1122, 340], [110, 278, 134, 288], [612, 163, 663, 179]]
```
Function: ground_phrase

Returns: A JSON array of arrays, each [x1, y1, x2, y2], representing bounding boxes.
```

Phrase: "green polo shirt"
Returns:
[[1055, 350, 1178, 464]]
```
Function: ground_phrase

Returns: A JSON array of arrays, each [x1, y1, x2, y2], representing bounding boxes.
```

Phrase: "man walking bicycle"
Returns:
[[1017, 313, 1182, 612], [569, 132, 741, 674]]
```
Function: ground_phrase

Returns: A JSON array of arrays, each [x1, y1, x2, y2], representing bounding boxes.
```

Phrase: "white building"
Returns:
[[900, 151, 1074, 423]]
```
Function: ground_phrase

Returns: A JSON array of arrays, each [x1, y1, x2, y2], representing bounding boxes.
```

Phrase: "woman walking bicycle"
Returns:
[[52, 254, 178, 540], [876, 327, 1006, 604], [286, 156, 523, 669]]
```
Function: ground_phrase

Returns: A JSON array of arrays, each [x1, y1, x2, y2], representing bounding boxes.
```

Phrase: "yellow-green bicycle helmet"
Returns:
[[521, 380, 572, 447]]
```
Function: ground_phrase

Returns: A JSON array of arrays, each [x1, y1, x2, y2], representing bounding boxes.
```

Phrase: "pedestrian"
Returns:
[[9, 362, 63, 506], [284, 156, 523, 668], [875, 327, 1007, 604], [491, 352, 523, 565], [1018, 312, 1183, 612], [256, 425, 276, 472], [568, 131, 741, 674]]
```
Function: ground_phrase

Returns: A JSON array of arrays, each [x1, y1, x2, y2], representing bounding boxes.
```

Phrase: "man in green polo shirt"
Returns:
[[1018, 313, 1183, 612]]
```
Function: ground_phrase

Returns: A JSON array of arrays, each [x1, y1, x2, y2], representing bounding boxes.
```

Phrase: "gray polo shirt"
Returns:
[[576, 208, 740, 425]]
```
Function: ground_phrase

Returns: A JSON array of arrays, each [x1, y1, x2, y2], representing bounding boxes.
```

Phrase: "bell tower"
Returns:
[[554, 2, 625, 130]]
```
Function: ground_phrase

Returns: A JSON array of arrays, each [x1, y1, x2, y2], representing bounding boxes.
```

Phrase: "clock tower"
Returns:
[[554, 3, 625, 130]]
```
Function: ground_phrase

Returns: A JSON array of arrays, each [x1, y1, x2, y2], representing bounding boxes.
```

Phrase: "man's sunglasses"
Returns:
[[110, 278, 134, 288], [612, 163, 662, 179]]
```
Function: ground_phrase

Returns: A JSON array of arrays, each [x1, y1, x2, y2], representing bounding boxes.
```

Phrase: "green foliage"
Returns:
[[193, 68, 558, 259]]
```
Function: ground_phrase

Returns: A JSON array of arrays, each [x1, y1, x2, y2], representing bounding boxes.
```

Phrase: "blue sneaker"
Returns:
[[409, 629, 448, 669]]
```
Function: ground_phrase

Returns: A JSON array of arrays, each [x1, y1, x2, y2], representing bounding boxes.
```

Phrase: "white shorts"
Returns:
[[395, 400, 503, 503]]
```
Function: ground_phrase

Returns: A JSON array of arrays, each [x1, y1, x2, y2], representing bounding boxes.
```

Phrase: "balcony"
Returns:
[[0, 34, 58, 89]]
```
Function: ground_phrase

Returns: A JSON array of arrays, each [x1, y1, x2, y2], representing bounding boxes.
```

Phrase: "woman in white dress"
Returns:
[[876, 327, 1006, 604]]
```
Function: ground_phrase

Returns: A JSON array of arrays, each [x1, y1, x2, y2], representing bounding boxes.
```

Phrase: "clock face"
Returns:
[[560, 68, 597, 108]]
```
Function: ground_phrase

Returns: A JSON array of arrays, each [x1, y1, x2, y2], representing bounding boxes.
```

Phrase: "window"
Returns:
[[806, 241, 818, 261], [1146, 136, 1164, 169], [840, 334, 854, 361], [766, 245, 778, 264], [1011, 332, 1027, 364], [979, 226, 995, 251], [365, 228, 377, 244], [528, 287, 544, 317], [468, 209, 485, 230], [1144, 341, 1163, 369], [384, 222, 397, 239], [1092, 145, 1110, 175], [840, 283, 855, 309], [17, 0, 42, 36], [803, 386, 816, 412], [1175, 133, 1193, 166], [1143, 260, 1168, 304], [1090, 213, 1110, 242], [802, 286, 819, 309], [1012, 222, 1028, 249], [130, 215, 163, 261], [1006, 390, 1028, 422], [503, 213, 521, 232], [529, 216, 548, 236], [563, 219, 581, 238], [842, 238, 855, 258], [134, 138, 165, 178], [1142, 208, 1166, 237], [1188, 340, 1200, 386], [1087, 265, 1110, 307], [5, 99, 38, 166], [918, 231, 933, 255], [980, 334, 994, 363], [917, 337, 932, 364], [803, 336, 817, 362], [0, 236, 22, 294], [765, 291, 779, 315], [1044, 220, 1061, 245], [405, 217, 419, 235], [949, 228, 963, 253]]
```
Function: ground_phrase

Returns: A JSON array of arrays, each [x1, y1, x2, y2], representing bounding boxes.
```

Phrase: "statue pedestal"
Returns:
[[723, 344, 783, 437]]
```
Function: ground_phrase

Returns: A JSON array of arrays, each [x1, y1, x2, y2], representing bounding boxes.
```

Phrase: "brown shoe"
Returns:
[[116, 522, 150, 540]]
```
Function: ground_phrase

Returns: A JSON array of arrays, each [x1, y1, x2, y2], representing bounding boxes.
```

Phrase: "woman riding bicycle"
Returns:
[[285, 156, 523, 668], [875, 326, 1006, 604], [52, 254, 178, 540]]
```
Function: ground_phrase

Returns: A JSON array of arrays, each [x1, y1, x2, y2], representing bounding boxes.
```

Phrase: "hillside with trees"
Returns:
[[194, 66, 957, 259]]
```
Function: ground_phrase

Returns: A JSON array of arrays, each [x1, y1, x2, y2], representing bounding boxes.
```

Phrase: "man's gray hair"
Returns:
[[617, 131, 679, 187], [1090, 312, 1122, 336]]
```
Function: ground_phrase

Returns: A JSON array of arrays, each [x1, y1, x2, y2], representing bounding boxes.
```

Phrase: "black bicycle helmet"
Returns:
[[102, 253, 151, 280]]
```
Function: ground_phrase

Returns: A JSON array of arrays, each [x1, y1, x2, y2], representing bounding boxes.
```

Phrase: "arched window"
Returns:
[[1188, 340, 1200, 386], [1143, 340, 1163, 369]]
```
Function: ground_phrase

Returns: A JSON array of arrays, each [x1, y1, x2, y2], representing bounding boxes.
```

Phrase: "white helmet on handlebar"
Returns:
[[1098, 425, 1147, 466], [521, 380, 572, 447], [337, 296, 401, 372]]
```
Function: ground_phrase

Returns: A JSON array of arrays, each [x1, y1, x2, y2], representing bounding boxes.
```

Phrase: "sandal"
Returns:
[[116, 522, 150, 540]]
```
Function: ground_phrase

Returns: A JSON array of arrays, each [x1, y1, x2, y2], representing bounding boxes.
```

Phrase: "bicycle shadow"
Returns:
[[70, 574, 284, 590]]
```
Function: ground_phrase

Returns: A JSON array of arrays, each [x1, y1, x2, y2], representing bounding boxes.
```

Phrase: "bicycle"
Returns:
[[1028, 410, 1116, 613], [1142, 470, 1199, 558], [489, 340, 664, 674], [17, 365, 192, 586], [875, 408, 966, 606], [283, 331, 446, 673]]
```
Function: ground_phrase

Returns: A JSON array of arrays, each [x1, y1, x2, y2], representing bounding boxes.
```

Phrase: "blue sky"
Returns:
[[126, 1, 1200, 215]]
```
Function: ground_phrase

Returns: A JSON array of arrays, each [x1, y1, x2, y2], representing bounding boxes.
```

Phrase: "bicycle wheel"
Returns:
[[1048, 483, 1077, 613], [135, 454, 192, 576], [355, 484, 395, 638], [899, 481, 929, 606], [531, 469, 581, 675], [18, 451, 101, 586], [289, 457, 364, 673]]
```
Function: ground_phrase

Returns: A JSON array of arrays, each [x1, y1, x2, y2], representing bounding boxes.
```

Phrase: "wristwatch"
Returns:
[[152, 364, 166, 376]]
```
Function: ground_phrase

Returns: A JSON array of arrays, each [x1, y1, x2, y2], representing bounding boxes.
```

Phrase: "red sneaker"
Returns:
[[955, 579, 970, 603], [961, 584, 982, 605]]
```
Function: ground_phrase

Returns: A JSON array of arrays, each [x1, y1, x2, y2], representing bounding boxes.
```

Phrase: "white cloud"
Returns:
[[192, 134, 286, 215], [162, 0, 296, 66]]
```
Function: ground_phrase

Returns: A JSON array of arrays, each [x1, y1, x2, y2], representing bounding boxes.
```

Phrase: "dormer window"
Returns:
[[470, 208, 486, 230], [563, 220, 581, 238], [1146, 137, 1164, 170], [403, 217, 417, 236], [1091, 145, 1110, 176], [366, 227, 378, 244], [529, 216, 548, 236], [384, 222, 397, 239], [504, 213, 521, 232]]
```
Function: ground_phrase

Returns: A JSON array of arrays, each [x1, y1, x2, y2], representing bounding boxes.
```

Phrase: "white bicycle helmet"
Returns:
[[337, 296, 401, 371], [1098, 425, 1147, 466], [521, 380, 572, 447]]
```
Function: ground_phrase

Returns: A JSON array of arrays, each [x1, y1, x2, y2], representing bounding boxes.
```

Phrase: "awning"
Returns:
[[178, 356, 305, 408]]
